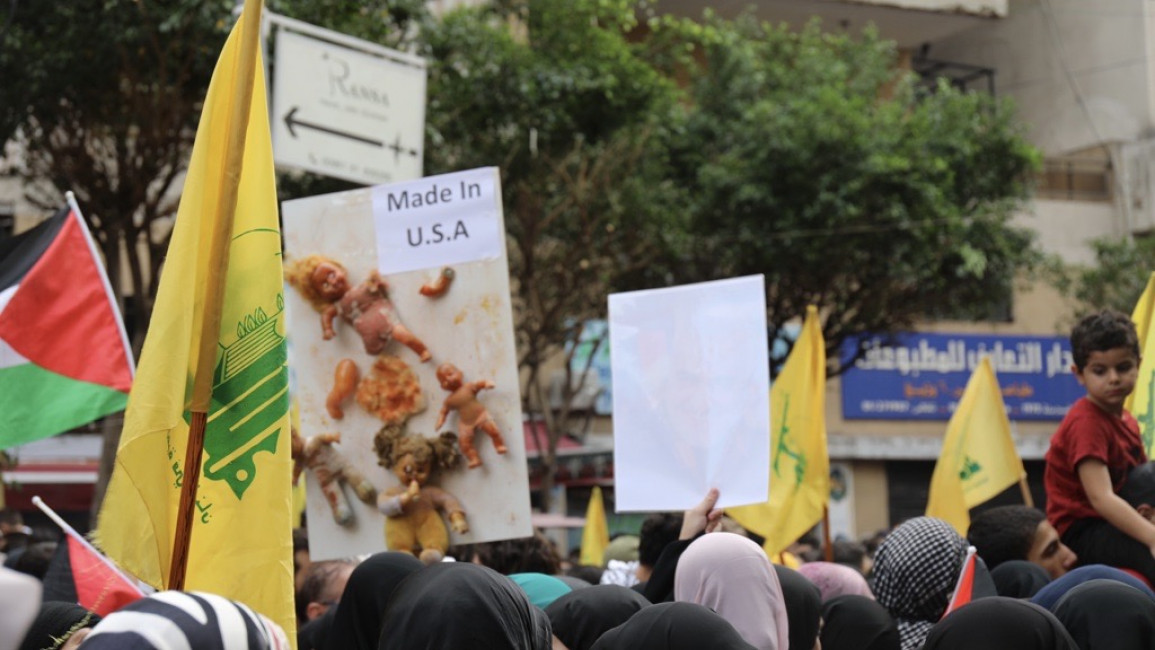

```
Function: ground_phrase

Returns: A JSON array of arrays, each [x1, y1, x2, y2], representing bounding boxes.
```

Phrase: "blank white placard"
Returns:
[[609, 275, 770, 511]]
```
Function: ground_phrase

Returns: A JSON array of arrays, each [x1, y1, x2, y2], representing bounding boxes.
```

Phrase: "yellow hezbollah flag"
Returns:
[[926, 357, 1025, 535], [581, 485, 611, 566], [728, 306, 829, 557], [95, 2, 294, 640], [1126, 272, 1155, 457]]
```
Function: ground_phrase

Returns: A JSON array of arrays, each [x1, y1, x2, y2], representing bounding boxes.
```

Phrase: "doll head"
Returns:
[[374, 424, 462, 485], [436, 363, 464, 391], [285, 255, 349, 311]]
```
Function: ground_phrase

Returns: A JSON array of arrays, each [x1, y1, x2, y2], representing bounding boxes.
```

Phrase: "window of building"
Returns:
[[1035, 149, 1113, 202]]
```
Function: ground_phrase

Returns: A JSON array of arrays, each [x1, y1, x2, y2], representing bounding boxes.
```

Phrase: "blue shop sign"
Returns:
[[840, 333, 1083, 421]]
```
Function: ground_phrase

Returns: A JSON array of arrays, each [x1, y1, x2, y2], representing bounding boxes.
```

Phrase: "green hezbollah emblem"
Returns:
[[773, 394, 806, 489], [190, 294, 289, 500], [958, 455, 982, 482]]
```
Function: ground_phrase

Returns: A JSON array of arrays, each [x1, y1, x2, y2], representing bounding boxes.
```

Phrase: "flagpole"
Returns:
[[32, 496, 144, 594], [1018, 476, 1034, 508], [168, 0, 265, 591], [822, 506, 833, 562]]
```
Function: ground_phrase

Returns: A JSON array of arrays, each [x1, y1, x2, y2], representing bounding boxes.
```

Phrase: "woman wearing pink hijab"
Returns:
[[674, 532, 790, 650], [798, 561, 875, 602]]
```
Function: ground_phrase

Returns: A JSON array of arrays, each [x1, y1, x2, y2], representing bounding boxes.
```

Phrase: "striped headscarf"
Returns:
[[869, 518, 968, 650], [79, 591, 286, 650]]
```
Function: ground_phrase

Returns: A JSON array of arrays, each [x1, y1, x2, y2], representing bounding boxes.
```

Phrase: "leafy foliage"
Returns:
[[657, 16, 1042, 371], [0, 0, 233, 344], [421, 0, 679, 371], [1048, 235, 1155, 318]]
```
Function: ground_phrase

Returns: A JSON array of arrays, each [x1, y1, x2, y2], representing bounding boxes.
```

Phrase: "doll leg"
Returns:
[[320, 479, 353, 526], [478, 417, 507, 455], [415, 510, 450, 555], [458, 424, 482, 469], [338, 464, 378, 505], [390, 322, 432, 362], [384, 517, 418, 555]]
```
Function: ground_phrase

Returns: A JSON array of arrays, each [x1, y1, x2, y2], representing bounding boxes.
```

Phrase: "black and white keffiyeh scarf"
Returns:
[[869, 517, 967, 650], [79, 590, 286, 650]]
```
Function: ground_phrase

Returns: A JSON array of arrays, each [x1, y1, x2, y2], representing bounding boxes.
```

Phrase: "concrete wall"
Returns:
[[931, 0, 1154, 156]]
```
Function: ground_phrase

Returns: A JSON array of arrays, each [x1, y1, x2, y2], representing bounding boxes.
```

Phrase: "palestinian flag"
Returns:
[[41, 525, 146, 616], [0, 205, 134, 448]]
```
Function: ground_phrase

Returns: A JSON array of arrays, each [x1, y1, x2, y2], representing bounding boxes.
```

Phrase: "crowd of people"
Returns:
[[6, 307, 1155, 648]]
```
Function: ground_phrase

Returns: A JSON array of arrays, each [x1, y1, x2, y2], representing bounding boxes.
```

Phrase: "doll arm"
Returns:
[[426, 486, 469, 534], [1078, 459, 1155, 555], [321, 305, 339, 340], [378, 482, 420, 517], [469, 380, 495, 395], [326, 360, 359, 420], [366, 271, 389, 294], [436, 400, 450, 430], [315, 432, 342, 446]]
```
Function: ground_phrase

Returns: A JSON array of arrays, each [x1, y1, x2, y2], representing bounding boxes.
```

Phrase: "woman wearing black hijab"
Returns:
[[820, 595, 900, 650], [18, 602, 99, 650], [545, 584, 650, 650], [989, 560, 1051, 599], [773, 565, 822, 650], [922, 597, 1079, 650], [590, 602, 756, 650], [1051, 579, 1155, 650], [378, 562, 551, 650], [325, 552, 422, 650]]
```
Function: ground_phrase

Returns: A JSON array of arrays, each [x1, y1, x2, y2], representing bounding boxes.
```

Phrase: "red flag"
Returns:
[[64, 534, 145, 616], [942, 546, 977, 619], [37, 497, 144, 616]]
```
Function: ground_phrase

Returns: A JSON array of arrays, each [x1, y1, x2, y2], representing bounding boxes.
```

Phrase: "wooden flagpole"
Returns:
[[822, 506, 833, 562], [168, 0, 265, 591], [1019, 476, 1035, 508]]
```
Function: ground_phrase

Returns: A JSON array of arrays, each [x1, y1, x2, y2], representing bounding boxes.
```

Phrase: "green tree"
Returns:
[[0, 0, 234, 343], [0, 0, 236, 522], [659, 16, 1043, 371], [1048, 235, 1155, 318], [418, 0, 682, 507]]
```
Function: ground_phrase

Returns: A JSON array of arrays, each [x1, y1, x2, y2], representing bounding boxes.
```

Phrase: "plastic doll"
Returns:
[[286, 255, 431, 361], [373, 424, 468, 564], [291, 430, 377, 526], [435, 363, 508, 469]]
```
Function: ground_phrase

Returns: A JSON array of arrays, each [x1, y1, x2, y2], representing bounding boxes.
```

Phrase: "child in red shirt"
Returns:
[[1044, 309, 1155, 584]]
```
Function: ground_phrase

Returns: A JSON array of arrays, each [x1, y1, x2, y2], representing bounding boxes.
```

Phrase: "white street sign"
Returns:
[[269, 15, 426, 185]]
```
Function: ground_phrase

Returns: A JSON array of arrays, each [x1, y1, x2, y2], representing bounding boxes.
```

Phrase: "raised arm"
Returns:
[[1079, 459, 1155, 557]]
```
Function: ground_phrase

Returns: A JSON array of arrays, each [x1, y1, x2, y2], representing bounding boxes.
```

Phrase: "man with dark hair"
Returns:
[[635, 513, 682, 590], [295, 558, 355, 625], [968, 505, 1077, 579]]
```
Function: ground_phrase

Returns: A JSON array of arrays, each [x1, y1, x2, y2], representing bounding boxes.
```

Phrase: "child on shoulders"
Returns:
[[1044, 309, 1155, 585]]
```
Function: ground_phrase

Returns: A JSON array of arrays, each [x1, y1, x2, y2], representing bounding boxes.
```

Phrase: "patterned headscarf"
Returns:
[[79, 591, 285, 650], [869, 518, 968, 650]]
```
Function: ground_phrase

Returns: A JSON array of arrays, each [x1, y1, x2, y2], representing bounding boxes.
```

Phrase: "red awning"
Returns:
[[523, 420, 584, 458]]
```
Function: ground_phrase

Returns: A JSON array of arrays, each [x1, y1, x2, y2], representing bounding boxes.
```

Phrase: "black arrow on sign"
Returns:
[[283, 107, 383, 147]]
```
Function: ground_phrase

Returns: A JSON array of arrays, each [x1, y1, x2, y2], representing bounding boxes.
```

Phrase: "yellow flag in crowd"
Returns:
[[728, 305, 829, 557], [1126, 272, 1155, 457], [581, 485, 611, 566], [95, 2, 294, 639], [926, 357, 1025, 535]]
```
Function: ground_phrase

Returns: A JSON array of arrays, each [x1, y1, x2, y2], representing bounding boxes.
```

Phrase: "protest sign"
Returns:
[[609, 276, 770, 511], [282, 167, 531, 560]]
